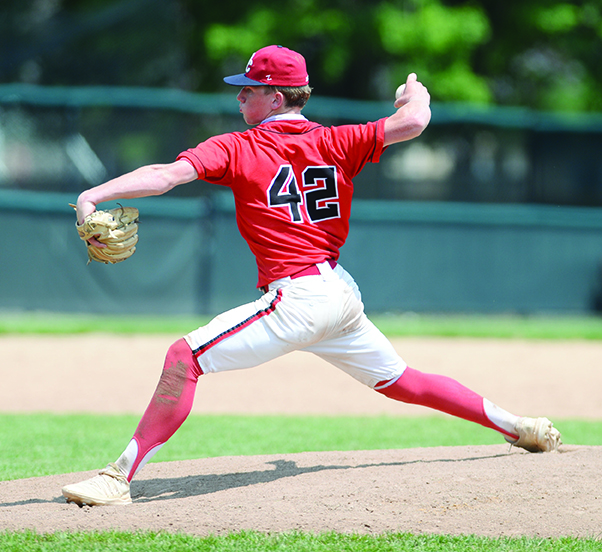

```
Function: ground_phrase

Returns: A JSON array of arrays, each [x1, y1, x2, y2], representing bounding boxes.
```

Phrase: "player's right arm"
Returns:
[[76, 160, 197, 223]]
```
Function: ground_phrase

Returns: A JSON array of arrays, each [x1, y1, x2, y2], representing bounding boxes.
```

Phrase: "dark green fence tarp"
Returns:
[[2, 189, 601, 316]]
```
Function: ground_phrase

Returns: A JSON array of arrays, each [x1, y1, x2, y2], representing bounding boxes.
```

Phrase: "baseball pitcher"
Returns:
[[63, 45, 560, 506]]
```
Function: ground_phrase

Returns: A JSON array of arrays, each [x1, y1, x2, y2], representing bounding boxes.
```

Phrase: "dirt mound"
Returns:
[[1, 446, 600, 538]]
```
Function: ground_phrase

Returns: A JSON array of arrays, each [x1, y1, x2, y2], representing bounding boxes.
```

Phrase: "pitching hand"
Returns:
[[394, 73, 430, 109]]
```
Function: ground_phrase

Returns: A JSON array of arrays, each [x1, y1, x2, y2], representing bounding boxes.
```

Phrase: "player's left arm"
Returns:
[[76, 160, 197, 223], [383, 73, 431, 146]]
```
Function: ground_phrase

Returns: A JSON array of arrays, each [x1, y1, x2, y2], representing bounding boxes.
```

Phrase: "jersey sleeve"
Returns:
[[176, 134, 236, 184], [327, 118, 387, 178]]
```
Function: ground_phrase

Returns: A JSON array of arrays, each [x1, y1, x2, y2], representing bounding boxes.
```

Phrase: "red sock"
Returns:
[[376, 366, 515, 438], [122, 338, 203, 480]]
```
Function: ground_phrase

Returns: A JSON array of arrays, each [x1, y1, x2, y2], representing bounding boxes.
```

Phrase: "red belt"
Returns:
[[290, 259, 337, 280], [261, 260, 337, 293]]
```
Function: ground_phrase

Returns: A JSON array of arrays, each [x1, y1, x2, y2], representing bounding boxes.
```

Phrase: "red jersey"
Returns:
[[177, 116, 387, 288]]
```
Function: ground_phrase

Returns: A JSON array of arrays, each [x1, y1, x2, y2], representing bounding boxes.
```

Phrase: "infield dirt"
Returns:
[[1, 335, 601, 538]]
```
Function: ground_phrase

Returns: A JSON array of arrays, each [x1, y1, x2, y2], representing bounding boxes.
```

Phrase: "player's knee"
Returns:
[[375, 368, 420, 403], [165, 338, 203, 379]]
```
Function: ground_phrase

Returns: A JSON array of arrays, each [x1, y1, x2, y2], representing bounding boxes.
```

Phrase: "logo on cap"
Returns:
[[245, 53, 256, 74]]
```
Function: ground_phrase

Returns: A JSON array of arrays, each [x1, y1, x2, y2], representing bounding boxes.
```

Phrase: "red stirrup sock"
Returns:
[[376, 366, 517, 439], [115, 338, 203, 481]]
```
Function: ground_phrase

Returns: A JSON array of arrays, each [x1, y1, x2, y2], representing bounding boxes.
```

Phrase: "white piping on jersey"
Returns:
[[261, 113, 308, 124]]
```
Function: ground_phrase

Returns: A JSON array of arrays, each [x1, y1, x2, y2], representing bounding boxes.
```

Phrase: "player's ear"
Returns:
[[272, 91, 285, 109]]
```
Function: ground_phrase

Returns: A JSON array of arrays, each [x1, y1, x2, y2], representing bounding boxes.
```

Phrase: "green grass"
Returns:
[[369, 313, 602, 340], [0, 311, 211, 335], [2, 311, 602, 339], [1, 531, 600, 551], [1, 414, 600, 482]]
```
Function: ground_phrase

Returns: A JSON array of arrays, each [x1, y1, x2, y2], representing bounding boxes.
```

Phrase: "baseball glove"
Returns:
[[71, 204, 140, 265]]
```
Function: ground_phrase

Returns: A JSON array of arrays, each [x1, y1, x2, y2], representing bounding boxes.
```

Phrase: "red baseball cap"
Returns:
[[223, 45, 309, 87]]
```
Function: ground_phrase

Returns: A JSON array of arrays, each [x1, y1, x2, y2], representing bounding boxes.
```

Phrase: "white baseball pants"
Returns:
[[185, 261, 407, 388]]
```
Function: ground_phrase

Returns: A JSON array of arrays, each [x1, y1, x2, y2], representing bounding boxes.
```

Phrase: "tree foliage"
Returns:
[[1, 0, 602, 111]]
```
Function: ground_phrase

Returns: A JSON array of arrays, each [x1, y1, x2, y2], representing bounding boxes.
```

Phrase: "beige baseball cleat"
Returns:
[[508, 417, 561, 452], [62, 463, 132, 506]]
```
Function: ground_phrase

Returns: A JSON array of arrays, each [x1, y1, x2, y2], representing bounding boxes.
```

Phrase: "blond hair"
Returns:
[[265, 85, 312, 109]]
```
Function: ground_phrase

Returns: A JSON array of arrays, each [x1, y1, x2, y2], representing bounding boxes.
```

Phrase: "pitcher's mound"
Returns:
[[1, 445, 599, 538]]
